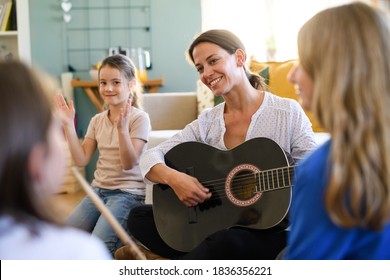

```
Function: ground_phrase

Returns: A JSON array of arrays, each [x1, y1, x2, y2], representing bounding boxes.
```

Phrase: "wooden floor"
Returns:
[[50, 190, 86, 223]]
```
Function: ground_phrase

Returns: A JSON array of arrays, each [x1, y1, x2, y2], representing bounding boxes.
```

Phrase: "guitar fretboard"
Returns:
[[255, 166, 295, 192]]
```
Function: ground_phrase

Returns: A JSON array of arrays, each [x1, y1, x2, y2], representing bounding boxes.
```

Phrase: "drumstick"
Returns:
[[71, 167, 146, 260]]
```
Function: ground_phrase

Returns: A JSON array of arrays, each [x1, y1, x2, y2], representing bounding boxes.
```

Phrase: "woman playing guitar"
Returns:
[[122, 29, 317, 260]]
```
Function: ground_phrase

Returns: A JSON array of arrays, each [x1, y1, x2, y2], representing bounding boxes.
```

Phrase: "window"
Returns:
[[201, 0, 374, 61]]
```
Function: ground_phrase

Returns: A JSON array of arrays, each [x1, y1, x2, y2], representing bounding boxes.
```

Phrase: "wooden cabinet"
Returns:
[[0, 0, 31, 63]]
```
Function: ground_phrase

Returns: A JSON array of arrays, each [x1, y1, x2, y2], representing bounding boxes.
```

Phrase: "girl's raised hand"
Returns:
[[55, 94, 75, 126]]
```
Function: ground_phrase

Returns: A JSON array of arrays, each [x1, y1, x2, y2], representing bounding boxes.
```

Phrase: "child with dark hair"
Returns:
[[0, 61, 111, 259]]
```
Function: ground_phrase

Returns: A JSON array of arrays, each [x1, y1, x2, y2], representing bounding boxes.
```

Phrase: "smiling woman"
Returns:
[[123, 29, 317, 260]]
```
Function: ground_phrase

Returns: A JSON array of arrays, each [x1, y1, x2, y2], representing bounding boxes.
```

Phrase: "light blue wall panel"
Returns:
[[30, 0, 201, 92]]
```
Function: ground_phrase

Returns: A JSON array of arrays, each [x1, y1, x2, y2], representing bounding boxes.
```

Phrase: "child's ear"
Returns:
[[129, 79, 136, 89], [28, 144, 45, 182]]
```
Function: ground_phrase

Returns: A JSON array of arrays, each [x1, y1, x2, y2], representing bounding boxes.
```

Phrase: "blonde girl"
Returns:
[[287, 2, 390, 259]]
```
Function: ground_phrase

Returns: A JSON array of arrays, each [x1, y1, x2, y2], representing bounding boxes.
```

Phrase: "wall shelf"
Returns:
[[0, 0, 31, 63], [0, 31, 17, 36], [64, 0, 151, 73]]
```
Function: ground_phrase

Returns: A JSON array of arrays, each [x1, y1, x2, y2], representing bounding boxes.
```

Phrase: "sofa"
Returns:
[[142, 58, 331, 150], [142, 92, 330, 148], [140, 58, 332, 204]]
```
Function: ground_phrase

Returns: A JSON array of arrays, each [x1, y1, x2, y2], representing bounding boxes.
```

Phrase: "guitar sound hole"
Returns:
[[230, 170, 257, 200]]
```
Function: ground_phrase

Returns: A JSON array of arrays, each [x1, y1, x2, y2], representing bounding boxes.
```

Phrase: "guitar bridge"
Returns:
[[188, 206, 197, 224]]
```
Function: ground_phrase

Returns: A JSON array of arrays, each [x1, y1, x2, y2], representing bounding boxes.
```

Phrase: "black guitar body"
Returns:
[[153, 137, 292, 252]]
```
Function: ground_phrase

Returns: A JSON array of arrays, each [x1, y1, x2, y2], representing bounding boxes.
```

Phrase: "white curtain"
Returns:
[[201, 0, 371, 62]]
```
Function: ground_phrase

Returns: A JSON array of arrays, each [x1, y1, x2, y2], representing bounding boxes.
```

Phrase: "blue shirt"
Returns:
[[286, 140, 390, 259]]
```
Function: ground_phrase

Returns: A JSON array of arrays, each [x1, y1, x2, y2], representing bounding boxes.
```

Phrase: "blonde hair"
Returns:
[[298, 2, 390, 230], [99, 54, 143, 109]]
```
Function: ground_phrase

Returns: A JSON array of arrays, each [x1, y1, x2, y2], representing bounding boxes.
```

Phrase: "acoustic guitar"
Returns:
[[153, 137, 294, 252]]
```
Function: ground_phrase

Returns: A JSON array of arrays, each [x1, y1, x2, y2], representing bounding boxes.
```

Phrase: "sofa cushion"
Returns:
[[142, 92, 198, 130], [196, 80, 215, 114], [148, 130, 179, 149], [259, 66, 270, 85], [248, 58, 324, 132]]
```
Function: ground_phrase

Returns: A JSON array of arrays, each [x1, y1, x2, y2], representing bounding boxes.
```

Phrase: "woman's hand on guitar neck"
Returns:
[[148, 164, 211, 207]]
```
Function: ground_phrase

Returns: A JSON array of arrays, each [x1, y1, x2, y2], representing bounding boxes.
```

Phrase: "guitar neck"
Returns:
[[256, 166, 295, 192]]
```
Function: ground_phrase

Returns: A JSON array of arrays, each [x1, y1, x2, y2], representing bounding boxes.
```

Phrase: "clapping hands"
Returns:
[[116, 98, 132, 132]]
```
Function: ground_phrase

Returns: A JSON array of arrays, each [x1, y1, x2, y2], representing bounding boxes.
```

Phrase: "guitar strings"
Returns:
[[198, 166, 294, 188], [202, 174, 293, 196], [192, 168, 295, 202]]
